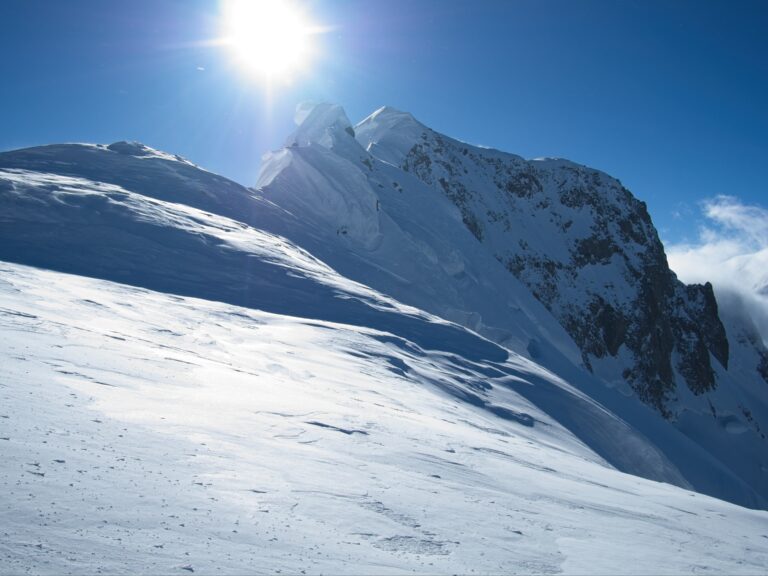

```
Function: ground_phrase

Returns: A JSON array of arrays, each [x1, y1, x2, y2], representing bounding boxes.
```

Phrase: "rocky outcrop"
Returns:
[[356, 108, 731, 416]]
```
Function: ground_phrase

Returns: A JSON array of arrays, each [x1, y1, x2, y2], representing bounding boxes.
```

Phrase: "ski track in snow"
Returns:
[[2, 262, 767, 574]]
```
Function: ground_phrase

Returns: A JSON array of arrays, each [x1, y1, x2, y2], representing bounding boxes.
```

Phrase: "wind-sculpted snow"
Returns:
[[2, 262, 768, 574], [0, 142, 260, 223], [0, 165, 502, 363]]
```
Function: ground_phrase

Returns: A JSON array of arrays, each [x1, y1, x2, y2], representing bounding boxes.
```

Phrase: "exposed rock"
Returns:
[[367, 117, 734, 416]]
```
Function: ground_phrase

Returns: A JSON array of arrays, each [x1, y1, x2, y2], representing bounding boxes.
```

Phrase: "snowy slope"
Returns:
[[3, 262, 768, 574]]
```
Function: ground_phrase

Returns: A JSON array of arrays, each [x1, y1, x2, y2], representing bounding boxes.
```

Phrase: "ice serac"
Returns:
[[355, 106, 428, 166], [260, 103, 382, 249], [285, 102, 358, 152]]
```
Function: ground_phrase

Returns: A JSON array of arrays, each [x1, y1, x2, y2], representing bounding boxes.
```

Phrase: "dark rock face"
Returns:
[[673, 282, 729, 396], [759, 352, 768, 384], [395, 128, 731, 416]]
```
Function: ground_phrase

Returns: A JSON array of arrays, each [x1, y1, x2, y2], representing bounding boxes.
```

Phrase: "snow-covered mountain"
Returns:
[[253, 103, 768, 508], [1, 107, 768, 572], [353, 106, 765, 412]]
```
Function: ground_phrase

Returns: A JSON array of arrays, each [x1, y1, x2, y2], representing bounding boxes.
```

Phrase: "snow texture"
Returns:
[[2, 262, 768, 574]]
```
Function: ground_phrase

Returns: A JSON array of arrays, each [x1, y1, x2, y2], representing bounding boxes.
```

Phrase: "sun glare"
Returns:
[[222, 0, 317, 81]]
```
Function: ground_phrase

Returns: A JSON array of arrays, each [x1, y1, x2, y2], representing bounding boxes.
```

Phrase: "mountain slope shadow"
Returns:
[[0, 158, 505, 364]]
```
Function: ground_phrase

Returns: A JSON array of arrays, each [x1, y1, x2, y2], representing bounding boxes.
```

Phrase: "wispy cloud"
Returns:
[[666, 195, 768, 345]]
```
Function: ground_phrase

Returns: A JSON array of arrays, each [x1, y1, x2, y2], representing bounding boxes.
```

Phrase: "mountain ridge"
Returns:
[[1, 103, 767, 513], [354, 105, 736, 410]]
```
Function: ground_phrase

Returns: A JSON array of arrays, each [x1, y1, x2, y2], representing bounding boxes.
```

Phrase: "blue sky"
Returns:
[[1, 0, 766, 245]]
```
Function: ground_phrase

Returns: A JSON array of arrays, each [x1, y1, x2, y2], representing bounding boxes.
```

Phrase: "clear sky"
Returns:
[[1, 0, 766, 246]]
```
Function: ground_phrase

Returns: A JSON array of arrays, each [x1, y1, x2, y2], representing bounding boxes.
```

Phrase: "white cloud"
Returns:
[[666, 195, 768, 345]]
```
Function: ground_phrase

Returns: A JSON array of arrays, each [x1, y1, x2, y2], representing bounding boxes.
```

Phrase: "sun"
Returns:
[[221, 0, 317, 81]]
